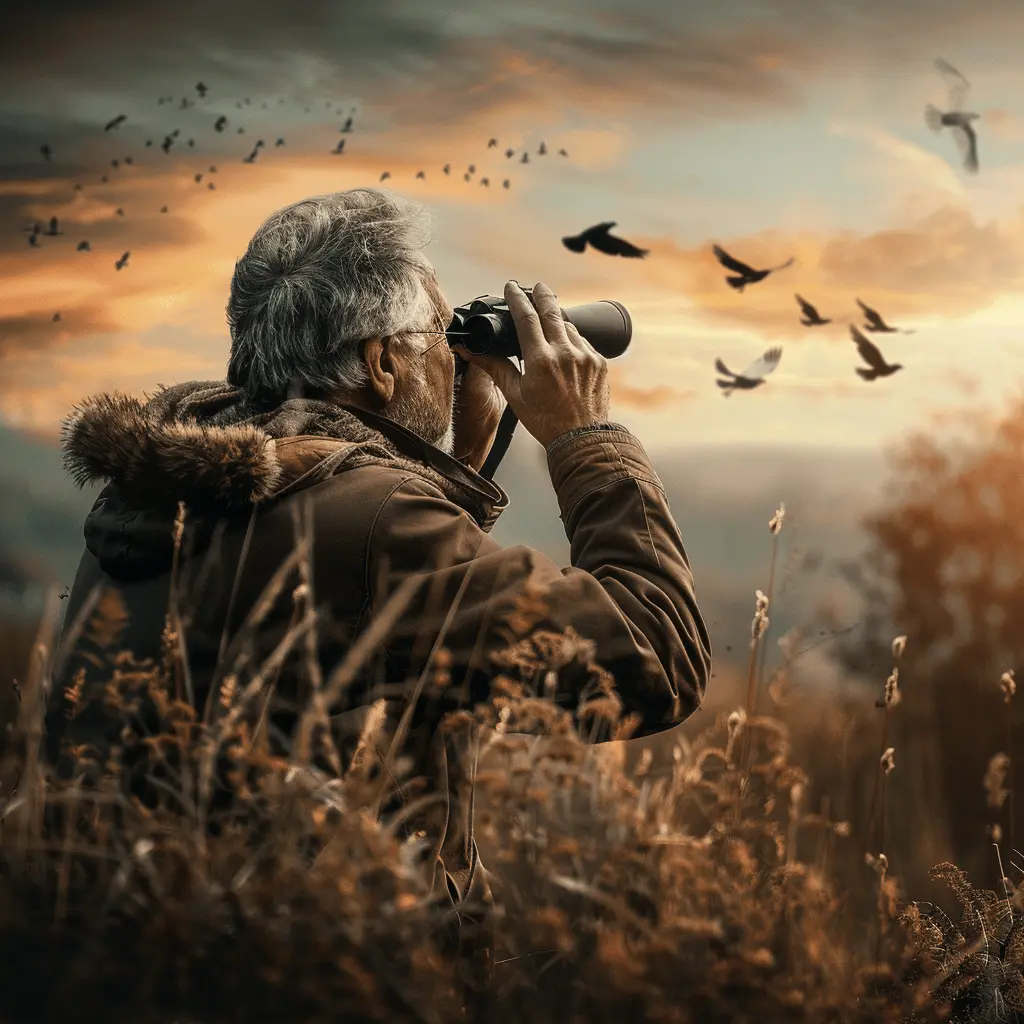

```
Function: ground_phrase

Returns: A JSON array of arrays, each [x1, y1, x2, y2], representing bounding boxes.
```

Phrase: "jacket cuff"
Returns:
[[546, 424, 665, 522]]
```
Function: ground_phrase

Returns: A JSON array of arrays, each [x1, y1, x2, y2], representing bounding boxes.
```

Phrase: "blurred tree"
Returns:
[[832, 395, 1024, 892]]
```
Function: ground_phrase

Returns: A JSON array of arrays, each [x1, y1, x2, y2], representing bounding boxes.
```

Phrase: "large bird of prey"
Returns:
[[104, 114, 127, 131], [562, 222, 649, 258], [795, 294, 830, 326], [715, 347, 783, 396], [925, 58, 980, 173], [850, 325, 903, 380], [713, 244, 795, 291]]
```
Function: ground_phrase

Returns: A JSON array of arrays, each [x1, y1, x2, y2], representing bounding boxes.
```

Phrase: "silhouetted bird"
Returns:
[[468, 164, 476, 173], [521, 152, 529, 164], [488, 138, 497, 148], [146, 139, 153, 147], [255, 139, 265, 148], [115, 251, 130, 270], [715, 347, 782, 396], [53, 312, 61, 322], [160, 206, 169, 213], [856, 298, 913, 333], [73, 183, 83, 191], [275, 138, 285, 146], [161, 137, 174, 154], [22, 222, 41, 233], [332, 139, 345, 154], [100, 175, 108, 183], [208, 182, 215, 190], [502, 179, 510, 189], [187, 138, 195, 147], [237, 127, 245, 134], [195, 173, 203, 183], [505, 148, 514, 158], [116, 208, 124, 216], [380, 171, 390, 181], [111, 159, 120, 169], [28, 231, 40, 247], [538, 141, 546, 155], [443, 163, 450, 174], [196, 81, 207, 97], [464, 172, 471, 182], [926, 57, 980, 173], [341, 117, 353, 132], [796, 294, 830, 326], [104, 115, 126, 131], [76, 241, 90, 251], [243, 149, 258, 164], [171, 129, 180, 138], [215, 116, 228, 132], [124, 156, 133, 165], [40, 144, 52, 161], [481, 177, 489, 186], [851, 325, 903, 380], [712, 244, 794, 291], [416, 170, 425, 179], [44, 217, 63, 236], [558, 148, 568, 156], [562, 222, 648, 258]]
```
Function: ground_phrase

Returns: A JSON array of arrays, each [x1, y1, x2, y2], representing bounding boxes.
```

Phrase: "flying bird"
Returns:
[[443, 163, 450, 175], [380, 171, 391, 181], [40, 144, 52, 161], [115, 251, 130, 270], [208, 182, 215, 190], [187, 138, 195, 147], [275, 137, 285, 146], [925, 58, 980, 173], [124, 156, 133, 165], [468, 164, 476, 174], [195, 173, 204, 183], [100, 175, 108, 183], [487, 138, 498, 148], [43, 217, 63, 236], [464, 172, 471, 182], [104, 115, 127, 131], [712, 244, 794, 291], [538, 141, 547, 155], [505, 148, 514, 159], [715, 347, 783, 396], [111, 159, 120, 169], [53, 312, 61, 322], [76, 240, 90, 251], [502, 179, 510, 189], [341, 117, 353, 132], [562, 222, 649, 258], [209, 165, 217, 172], [160, 205, 169, 213], [161, 136, 174, 154], [195, 81, 207, 97], [521, 152, 529, 164], [558, 148, 568, 157], [115, 207, 125, 216], [416, 170, 425, 179], [795, 294, 830, 326], [851, 325, 903, 380], [480, 177, 490, 186], [28, 230, 40, 247], [146, 139, 153, 147], [215, 116, 228, 132], [332, 139, 345, 154], [856, 298, 914, 334]]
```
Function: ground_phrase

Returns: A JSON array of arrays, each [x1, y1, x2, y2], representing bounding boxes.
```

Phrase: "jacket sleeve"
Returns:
[[362, 425, 712, 740]]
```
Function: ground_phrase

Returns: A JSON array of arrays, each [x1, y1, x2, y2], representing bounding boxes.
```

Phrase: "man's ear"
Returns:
[[362, 336, 397, 405]]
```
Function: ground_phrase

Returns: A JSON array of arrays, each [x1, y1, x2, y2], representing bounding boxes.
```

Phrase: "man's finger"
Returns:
[[532, 281, 571, 346], [504, 280, 550, 364]]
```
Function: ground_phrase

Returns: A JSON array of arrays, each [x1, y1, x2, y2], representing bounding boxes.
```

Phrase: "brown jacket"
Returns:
[[48, 387, 711, 949]]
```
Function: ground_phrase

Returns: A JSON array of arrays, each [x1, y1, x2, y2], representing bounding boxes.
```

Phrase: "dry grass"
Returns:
[[0, 507, 1019, 1023]]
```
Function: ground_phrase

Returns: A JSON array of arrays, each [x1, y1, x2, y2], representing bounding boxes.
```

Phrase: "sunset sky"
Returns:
[[4, 0, 1024, 456]]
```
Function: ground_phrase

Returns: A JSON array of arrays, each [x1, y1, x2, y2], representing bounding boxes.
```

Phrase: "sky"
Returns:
[[3, 0, 1024, 457]]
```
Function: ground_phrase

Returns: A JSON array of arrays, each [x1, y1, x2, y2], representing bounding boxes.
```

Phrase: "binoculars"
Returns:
[[446, 288, 632, 377]]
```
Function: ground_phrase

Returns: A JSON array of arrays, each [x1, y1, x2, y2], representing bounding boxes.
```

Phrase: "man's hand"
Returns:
[[452, 359, 506, 472], [452, 280, 610, 449]]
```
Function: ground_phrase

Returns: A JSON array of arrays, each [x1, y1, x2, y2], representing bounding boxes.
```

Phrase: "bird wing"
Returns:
[[795, 294, 815, 317], [856, 298, 884, 327], [740, 347, 782, 381], [850, 325, 887, 370], [714, 357, 734, 377], [597, 231, 648, 258], [935, 57, 970, 111], [951, 121, 979, 173], [713, 244, 756, 276]]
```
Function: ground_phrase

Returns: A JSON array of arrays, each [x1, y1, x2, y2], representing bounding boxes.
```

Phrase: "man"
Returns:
[[48, 187, 711, 964]]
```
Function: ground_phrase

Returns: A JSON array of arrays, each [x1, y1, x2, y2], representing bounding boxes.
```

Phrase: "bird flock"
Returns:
[[558, 57, 980, 397], [18, 82, 575, 324], [16, 58, 980, 399]]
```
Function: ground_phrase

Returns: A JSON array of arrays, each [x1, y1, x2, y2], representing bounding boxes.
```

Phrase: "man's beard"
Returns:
[[385, 359, 455, 455]]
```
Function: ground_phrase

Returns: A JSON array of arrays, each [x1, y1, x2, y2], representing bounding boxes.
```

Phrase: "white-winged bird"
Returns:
[[562, 221, 648, 258], [713, 244, 794, 292], [795, 294, 830, 326], [925, 57, 980, 173], [715, 347, 782, 396], [851, 325, 903, 380]]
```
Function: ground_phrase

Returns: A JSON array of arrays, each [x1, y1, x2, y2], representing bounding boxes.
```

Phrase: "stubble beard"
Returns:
[[386, 358, 455, 455]]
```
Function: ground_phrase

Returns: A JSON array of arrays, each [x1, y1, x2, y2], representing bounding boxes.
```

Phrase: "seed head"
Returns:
[[1001, 669, 1016, 704], [884, 668, 901, 707], [769, 503, 786, 535], [880, 747, 895, 775], [891, 635, 907, 660]]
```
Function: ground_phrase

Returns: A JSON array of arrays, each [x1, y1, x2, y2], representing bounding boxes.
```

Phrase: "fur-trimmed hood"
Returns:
[[60, 379, 506, 580]]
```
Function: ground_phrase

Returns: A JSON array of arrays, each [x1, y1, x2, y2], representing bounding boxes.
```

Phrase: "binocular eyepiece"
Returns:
[[446, 288, 632, 376]]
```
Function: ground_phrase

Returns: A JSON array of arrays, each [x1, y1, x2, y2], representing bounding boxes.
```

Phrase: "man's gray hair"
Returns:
[[225, 188, 437, 401]]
